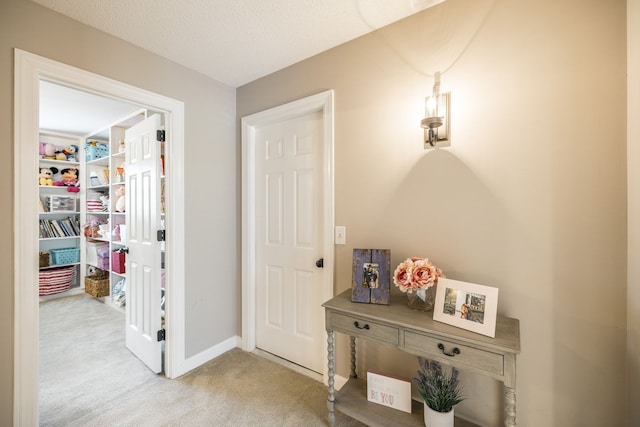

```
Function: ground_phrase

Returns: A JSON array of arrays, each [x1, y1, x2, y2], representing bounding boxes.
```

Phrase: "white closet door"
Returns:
[[255, 110, 325, 374], [125, 114, 163, 373]]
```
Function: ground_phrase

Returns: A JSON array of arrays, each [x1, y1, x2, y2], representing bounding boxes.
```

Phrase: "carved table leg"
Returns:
[[349, 336, 357, 378], [327, 330, 335, 413], [504, 386, 516, 426]]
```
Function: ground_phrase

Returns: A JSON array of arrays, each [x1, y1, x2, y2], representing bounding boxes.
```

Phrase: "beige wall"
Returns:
[[628, 0, 640, 425], [238, 0, 628, 425], [1, 0, 237, 423]]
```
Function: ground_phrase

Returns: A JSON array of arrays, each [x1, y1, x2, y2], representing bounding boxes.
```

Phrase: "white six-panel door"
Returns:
[[125, 114, 163, 373], [255, 110, 325, 374]]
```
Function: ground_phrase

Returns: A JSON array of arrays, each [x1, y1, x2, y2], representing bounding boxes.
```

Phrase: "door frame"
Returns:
[[13, 49, 186, 425], [241, 90, 335, 381]]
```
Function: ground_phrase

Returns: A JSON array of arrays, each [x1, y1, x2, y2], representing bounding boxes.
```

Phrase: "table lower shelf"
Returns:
[[334, 378, 478, 427]]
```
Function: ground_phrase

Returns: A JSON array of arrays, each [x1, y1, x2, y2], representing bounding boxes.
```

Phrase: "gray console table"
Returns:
[[323, 290, 520, 426]]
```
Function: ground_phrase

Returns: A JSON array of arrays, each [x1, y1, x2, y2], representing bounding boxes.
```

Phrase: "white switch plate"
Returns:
[[335, 226, 346, 245]]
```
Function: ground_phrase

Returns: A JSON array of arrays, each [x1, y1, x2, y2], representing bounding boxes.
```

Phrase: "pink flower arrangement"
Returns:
[[393, 257, 444, 294]]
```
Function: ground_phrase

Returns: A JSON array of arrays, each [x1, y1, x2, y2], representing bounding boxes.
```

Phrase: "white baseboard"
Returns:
[[175, 335, 239, 376], [334, 374, 348, 391], [172, 335, 349, 394], [252, 348, 323, 382]]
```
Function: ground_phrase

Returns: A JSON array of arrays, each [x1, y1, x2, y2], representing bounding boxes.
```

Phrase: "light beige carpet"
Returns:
[[39, 294, 363, 427]]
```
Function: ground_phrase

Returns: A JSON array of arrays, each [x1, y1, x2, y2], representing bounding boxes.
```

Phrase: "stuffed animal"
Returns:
[[83, 218, 105, 238], [114, 184, 125, 213], [39, 143, 56, 160], [39, 167, 58, 186], [59, 168, 80, 192], [62, 145, 78, 161]]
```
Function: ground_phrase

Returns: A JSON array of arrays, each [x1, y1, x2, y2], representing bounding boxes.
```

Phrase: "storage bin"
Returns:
[[48, 195, 76, 212], [112, 250, 126, 274], [39, 251, 50, 268], [97, 254, 110, 270], [39, 265, 75, 296], [86, 242, 108, 266], [85, 143, 109, 161], [49, 247, 80, 265], [97, 245, 110, 270], [85, 271, 110, 298], [89, 173, 101, 187]]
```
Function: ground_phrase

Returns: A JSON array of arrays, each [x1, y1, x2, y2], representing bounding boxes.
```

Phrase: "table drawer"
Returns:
[[404, 330, 504, 376], [329, 312, 399, 346]]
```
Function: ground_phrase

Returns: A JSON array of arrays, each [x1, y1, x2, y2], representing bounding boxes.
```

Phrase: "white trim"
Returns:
[[240, 90, 335, 383], [13, 49, 186, 425], [334, 374, 349, 391], [179, 336, 240, 373], [253, 348, 322, 382]]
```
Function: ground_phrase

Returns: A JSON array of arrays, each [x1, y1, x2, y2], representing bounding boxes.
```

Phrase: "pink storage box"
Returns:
[[112, 251, 125, 274], [97, 246, 110, 270]]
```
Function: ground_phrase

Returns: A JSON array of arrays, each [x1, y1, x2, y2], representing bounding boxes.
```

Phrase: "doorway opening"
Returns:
[[14, 49, 186, 425]]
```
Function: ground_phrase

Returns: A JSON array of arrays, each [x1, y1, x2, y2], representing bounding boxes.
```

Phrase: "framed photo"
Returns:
[[351, 249, 390, 305], [433, 277, 499, 338]]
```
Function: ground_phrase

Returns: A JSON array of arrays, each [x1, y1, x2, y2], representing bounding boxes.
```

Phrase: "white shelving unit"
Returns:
[[38, 131, 83, 300], [82, 109, 147, 309], [38, 109, 166, 319]]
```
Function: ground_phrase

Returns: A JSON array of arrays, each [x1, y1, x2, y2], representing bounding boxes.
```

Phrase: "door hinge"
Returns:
[[157, 230, 165, 241], [157, 130, 166, 142], [157, 328, 166, 342]]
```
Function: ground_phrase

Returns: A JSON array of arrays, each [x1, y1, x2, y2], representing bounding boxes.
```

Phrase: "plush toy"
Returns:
[[83, 218, 104, 238], [39, 167, 58, 186], [62, 145, 78, 161], [114, 184, 125, 213], [55, 150, 67, 161], [39, 143, 56, 160], [59, 168, 80, 192]]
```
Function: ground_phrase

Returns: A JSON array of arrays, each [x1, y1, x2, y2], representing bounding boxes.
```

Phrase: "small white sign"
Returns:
[[366, 370, 412, 413]]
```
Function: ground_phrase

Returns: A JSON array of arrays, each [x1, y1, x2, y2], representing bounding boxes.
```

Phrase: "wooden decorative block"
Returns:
[[351, 248, 390, 305]]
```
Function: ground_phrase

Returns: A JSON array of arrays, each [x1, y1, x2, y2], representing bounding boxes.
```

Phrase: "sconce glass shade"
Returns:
[[421, 92, 450, 149], [425, 95, 441, 121]]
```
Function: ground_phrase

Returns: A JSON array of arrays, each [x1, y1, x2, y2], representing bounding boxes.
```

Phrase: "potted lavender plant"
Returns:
[[414, 357, 465, 427]]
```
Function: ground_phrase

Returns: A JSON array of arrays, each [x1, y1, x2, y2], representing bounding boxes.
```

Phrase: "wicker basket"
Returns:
[[85, 271, 110, 298], [39, 251, 50, 268]]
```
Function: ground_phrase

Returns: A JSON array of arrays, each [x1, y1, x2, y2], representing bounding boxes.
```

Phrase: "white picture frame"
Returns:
[[433, 277, 499, 338]]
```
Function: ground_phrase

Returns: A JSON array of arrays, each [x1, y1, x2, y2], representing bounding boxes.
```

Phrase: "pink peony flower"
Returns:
[[393, 259, 416, 293], [393, 257, 444, 294]]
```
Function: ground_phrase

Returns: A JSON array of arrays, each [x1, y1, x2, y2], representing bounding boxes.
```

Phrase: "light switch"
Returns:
[[335, 226, 346, 245]]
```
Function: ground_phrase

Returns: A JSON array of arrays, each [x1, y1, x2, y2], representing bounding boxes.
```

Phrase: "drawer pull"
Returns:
[[438, 343, 460, 357], [353, 321, 370, 330]]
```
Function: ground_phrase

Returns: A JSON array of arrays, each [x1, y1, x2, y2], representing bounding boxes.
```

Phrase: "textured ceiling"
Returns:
[[31, 0, 445, 88]]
